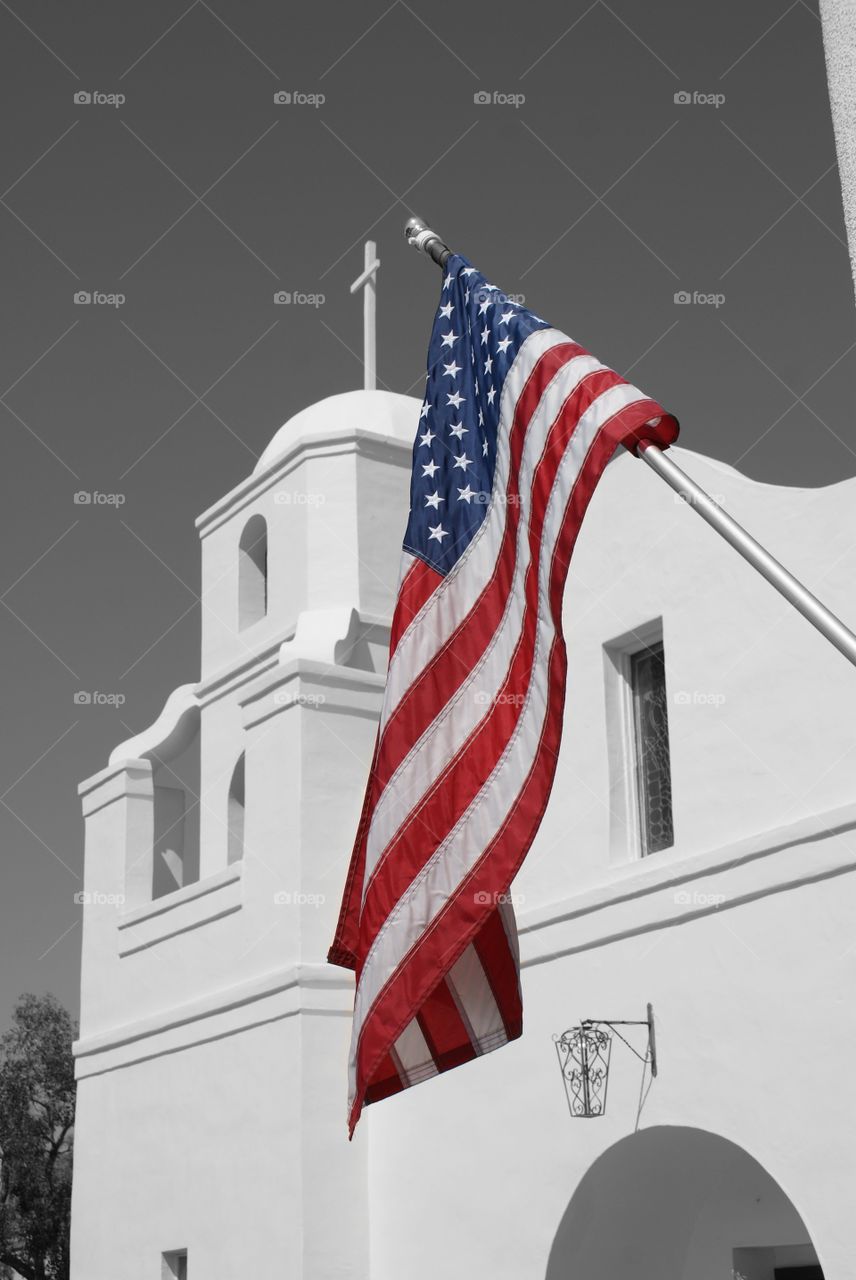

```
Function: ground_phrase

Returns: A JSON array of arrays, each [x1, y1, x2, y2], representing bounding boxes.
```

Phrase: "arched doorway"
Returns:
[[546, 1127, 823, 1280]]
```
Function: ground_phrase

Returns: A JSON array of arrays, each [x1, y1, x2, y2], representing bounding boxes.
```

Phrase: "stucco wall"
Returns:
[[70, 1013, 371, 1280], [821, 0, 856, 299]]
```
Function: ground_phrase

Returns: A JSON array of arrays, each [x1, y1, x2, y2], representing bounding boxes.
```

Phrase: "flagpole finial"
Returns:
[[404, 216, 452, 268]]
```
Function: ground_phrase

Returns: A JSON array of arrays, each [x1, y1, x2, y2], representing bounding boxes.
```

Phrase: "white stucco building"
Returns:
[[69, 372, 856, 1279], [68, 11, 856, 1273]]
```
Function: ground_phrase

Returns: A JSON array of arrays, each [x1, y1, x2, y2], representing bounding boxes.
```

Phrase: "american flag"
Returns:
[[329, 254, 678, 1134]]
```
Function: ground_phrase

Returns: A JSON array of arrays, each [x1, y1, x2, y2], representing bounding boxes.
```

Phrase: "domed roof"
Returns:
[[254, 389, 421, 475]]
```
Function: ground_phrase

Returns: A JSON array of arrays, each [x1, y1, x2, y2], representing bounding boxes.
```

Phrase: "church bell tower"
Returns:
[[71, 246, 422, 1278]]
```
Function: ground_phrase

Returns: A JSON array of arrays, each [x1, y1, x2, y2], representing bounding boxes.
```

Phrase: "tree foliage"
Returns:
[[0, 995, 76, 1280]]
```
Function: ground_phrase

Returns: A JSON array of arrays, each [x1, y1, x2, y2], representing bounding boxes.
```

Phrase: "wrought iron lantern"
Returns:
[[554, 1003, 657, 1119]]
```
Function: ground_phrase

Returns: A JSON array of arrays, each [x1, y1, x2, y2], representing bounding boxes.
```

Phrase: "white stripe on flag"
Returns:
[[391, 1017, 439, 1087], [447, 943, 507, 1049], [497, 897, 521, 970]]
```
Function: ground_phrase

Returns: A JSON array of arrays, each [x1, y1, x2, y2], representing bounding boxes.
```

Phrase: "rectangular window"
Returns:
[[630, 641, 674, 856], [163, 1250, 187, 1280]]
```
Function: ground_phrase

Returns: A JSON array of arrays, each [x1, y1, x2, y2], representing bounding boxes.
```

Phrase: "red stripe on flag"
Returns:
[[327, 727, 378, 970], [389, 559, 443, 661], [416, 978, 479, 1072], [472, 908, 522, 1042], [362, 1052, 406, 1106]]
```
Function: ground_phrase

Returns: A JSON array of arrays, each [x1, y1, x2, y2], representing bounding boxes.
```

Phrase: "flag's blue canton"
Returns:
[[402, 254, 551, 576]]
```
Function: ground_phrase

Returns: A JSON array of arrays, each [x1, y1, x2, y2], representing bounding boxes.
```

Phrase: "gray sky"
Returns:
[[1, 0, 853, 1030]]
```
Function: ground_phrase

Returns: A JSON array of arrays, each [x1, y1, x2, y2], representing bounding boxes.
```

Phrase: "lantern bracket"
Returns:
[[581, 1003, 657, 1078]]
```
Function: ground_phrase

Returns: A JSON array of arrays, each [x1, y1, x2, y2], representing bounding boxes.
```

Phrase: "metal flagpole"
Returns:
[[404, 216, 856, 671]]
